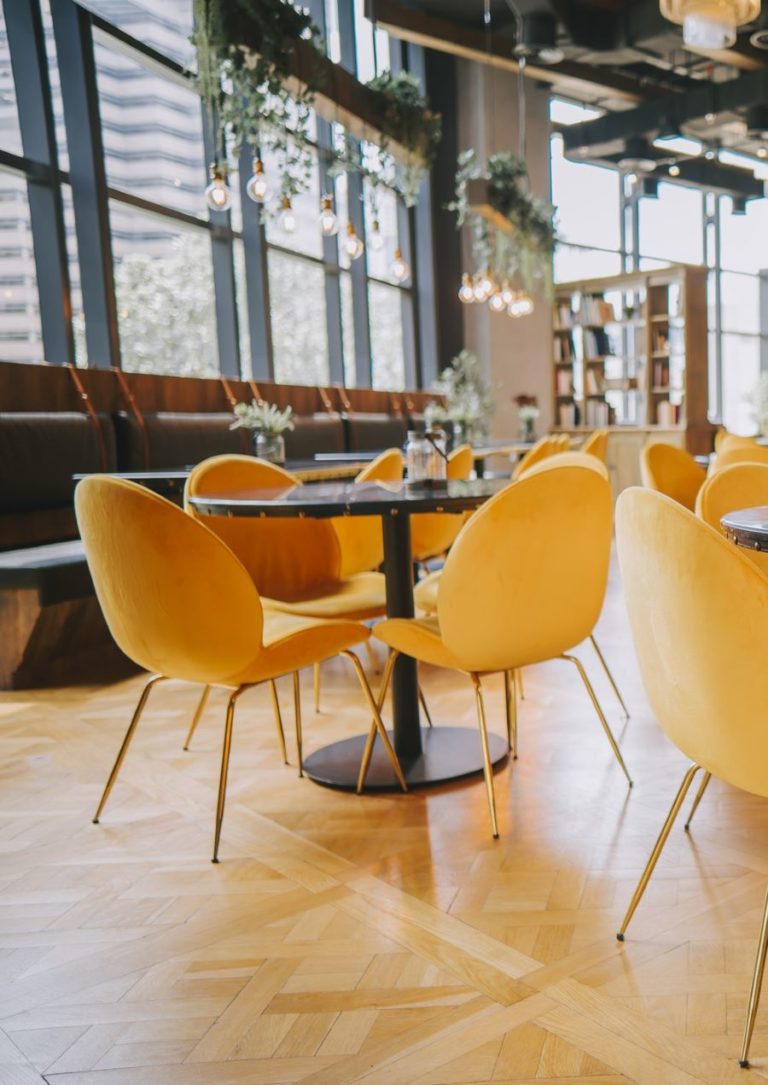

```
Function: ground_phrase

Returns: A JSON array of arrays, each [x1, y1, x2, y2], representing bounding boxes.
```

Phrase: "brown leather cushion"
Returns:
[[343, 413, 408, 452], [0, 412, 117, 513], [113, 412, 250, 470], [283, 414, 345, 460]]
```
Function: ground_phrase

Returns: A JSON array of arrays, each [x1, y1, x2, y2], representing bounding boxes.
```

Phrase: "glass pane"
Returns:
[[0, 5, 23, 157], [550, 135, 620, 252], [720, 195, 768, 275], [40, 1, 68, 169], [721, 333, 760, 434], [95, 43, 206, 216], [268, 250, 329, 385], [638, 182, 704, 265], [549, 98, 602, 125], [369, 281, 405, 389], [264, 146, 323, 260], [78, 1, 195, 67], [0, 174, 43, 362], [354, 0, 390, 81], [340, 271, 356, 386], [363, 180, 400, 283], [110, 202, 217, 376], [61, 186, 86, 366], [554, 244, 622, 283], [721, 272, 760, 333]]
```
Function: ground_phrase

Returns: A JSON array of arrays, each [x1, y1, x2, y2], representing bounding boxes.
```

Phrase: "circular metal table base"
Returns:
[[303, 726, 510, 792]]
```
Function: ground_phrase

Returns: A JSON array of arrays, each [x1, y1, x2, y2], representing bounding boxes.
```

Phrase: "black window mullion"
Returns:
[[238, 145, 272, 380], [317, 121, 344, 385]]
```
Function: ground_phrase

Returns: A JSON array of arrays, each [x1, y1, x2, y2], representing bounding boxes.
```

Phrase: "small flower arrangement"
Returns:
[[514, 394, 540, 442], [230, 399, 295, 435], [427, 349, 494, 441]]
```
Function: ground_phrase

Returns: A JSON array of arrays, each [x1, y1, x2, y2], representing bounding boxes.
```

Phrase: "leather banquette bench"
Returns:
[[0, 362, 436, 688]]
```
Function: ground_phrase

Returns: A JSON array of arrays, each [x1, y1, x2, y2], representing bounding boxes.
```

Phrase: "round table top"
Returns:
[[188, 477, 510, 518], [721, 506, 768, 552]]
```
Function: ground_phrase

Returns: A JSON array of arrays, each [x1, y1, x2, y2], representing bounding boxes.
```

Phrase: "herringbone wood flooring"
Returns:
[[2, 557, 768, 1083]]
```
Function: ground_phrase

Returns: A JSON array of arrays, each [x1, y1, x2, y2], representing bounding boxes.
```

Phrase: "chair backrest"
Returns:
[[581, 428, 609, 463], [640, 442, 705, 511], [518, 450, 608, 482], [75, 476, 263, 684], [712, 444, 768, 472], [437, 459, 612, 672], [334, 448, 404, 577], [616, 487, 768, 798], [718, 433, 757, 455], [511, 435, 559, 481], [695, 462, 768, 579], [555, 434, 570, 451], [410, 444, 474, 562], [185, 454, 341, 601]]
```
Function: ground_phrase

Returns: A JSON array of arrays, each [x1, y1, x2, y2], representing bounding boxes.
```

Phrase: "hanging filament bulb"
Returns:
[[478, 268, 495, 298], [344, 221, 364, 260], [391, 248, 410, 282], [501, 280, 515, 306], [319, 193, 339, 237], [280, 195, 296, 233], [369, 219, 385, 251], [508, 292, 535, 318], [245, 157, 268, 203], [204, 163, 232, 212], [473, 274, 490, 303], [489, 291, 506, 313], [458, 273, 475, 304]]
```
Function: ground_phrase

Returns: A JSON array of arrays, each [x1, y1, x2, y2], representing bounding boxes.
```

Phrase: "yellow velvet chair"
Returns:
[[368, 458, 632, 838], [511, 435, 560, 481], [718, 433, 758, 455], [712, 443, 768, 472], [581, 428, 609, 464], [640, 442, 705, 511], [555, 434, 571, 451], [332, 448, 404, 578], [411, 443, 474, 563], [695, 462, 768, 583], [615, 487, 768, 1068], [75, 477, 405, 863]]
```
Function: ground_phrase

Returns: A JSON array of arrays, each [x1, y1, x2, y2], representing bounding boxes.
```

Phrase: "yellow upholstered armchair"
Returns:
[[639, 442, 705, 510], [75, 477, 405, 863], [411, 443, 474, 564], [711, 443, 768, 472], [616, 487, 768, 1068], [369, 457, 632, 838], [332, 448, 404, 578], [511, 435, 561, 481], [581, 428, 609, 463]]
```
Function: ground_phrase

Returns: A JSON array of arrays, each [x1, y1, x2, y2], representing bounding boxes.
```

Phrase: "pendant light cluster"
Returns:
[[205, 159, 410, 281], [458, 272, 534, 318], [660, 0, 760, 49]]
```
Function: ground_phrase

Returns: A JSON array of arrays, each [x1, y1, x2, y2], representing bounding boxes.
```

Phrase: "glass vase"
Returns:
[[253, 431, 286, 465]]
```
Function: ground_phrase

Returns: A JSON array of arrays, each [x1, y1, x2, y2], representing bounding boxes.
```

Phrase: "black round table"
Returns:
[[721, 506, 768, 552], [189, 478, 510, 791]]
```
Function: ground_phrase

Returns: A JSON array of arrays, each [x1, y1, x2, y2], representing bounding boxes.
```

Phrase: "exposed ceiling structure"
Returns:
[[368, 0, 768, 200]]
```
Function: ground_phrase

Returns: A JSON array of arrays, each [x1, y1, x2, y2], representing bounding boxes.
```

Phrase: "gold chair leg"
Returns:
[[504, 670, 517, 757], [357, 648, 399, 793], [93, 674, 166, 824], [364, 638, 380, 674], [590, 634, 630, 719], [212, 685, 249, 864], [739, 883, 768, 1068], [561, 653, 633, 787], [418, 684, 433, 728], [293, 671, 303, 777], [684, 771, 711, 832], [342, 650, 407, 794], [517, 667, 525, 701], [269, 679, 288, 765], [471, 674, 500, 839], [183, 684, 210, 751], [314, 662, 321, 714], [617, 763, 701, 940]]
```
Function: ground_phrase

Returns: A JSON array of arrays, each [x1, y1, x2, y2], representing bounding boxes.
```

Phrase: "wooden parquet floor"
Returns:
[[3, 557, 768, 1083]]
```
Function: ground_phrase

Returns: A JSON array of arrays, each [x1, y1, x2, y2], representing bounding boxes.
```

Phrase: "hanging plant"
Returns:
[[366, 71, 442, 207], [448, 149, 556, 306]]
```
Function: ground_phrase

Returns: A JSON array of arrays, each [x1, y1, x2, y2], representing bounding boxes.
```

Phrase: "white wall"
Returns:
[[456, 60, 553, 440]]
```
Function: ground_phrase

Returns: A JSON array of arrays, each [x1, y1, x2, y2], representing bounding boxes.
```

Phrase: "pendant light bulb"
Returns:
[[458, 273, 476, 304], [489, 291, 506, 313], [205, 163, 232, 212], [508, 292, 535, 318], [344, 221, 364, 260], [280, 195, 296, 234], [369, 219, 385, 251], [659, 0, 760, 50], [245, 157, 269, 203], [478, 269, 495, 299], [501, 280, 515, 305], [473, 275, 488, 303], [319, 194, 339, 237], [391, 248, 410, 282]]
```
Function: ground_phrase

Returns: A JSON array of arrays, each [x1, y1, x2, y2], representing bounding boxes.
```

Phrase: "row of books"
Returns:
[[553, 333, 575, 362], [583, 327, 612, 358], [585, 368, 604, 395], [657, 400, 681, 426], [557, 402, 577, 427], [555, 369, 574, 395], [555, 302, 575, 328], [584, 399, 611, 427], [579, 295, 616, 325], [652, 360, 670, 387]]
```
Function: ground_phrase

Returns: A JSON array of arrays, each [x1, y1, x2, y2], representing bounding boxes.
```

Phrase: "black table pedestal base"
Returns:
[[303, 726, 509, 791]]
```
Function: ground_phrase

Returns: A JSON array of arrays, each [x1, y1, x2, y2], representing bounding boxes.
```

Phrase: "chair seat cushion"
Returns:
[[0, 539, 92, 604], [262, 571, 386, 621], [413, 571, 440, 614], [374, 615, 465, 671], [226, 611, 370, 684]]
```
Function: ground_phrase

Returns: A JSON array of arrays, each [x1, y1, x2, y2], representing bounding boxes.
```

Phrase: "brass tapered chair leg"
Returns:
[[590, 634, 630, 719], [212, 685, 249, 864], [269, 679, 288, 765], [357, 648, 399, 793], [471, 674, 500, 839], [93, 674, 166, 824], [504, 670, 517, 757], [684, 771, 711, 831], [342, 650, 407, 794], [739, 883, 768, 1068], [313, 662, 321, 714], [364, 638, 380, 674], [561, 653, 633, 787], [517, 667, 525, 701], [617, 763, 701, 940], [183, 685, 210, 751], [293, 671, 303, 777], [418, 684, 433, 728]]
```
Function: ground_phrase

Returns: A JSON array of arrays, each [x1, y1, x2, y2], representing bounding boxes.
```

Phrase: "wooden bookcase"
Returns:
[[552, 265, 711, 454]]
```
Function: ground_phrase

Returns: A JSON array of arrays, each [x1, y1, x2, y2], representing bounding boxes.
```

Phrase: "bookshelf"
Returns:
[[552, 265, 711, 453]]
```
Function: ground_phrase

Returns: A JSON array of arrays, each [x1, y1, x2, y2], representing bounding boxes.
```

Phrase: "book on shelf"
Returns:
[[555, 369, 573, 395], [555, 301, 574, 328], [584, 368, 604, 395], [653, 360, 670, 387], [584, 399, 611, 427], [656, 400, 681, 426], [553, 333, 574, 363], [558, 402, 576, 427], [583, 327, 612, 358], [580, 294, 616, 325]]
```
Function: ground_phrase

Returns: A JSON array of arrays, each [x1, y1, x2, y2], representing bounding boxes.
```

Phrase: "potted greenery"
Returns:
[[230, 399, 295, 464], [426, 349, 494, 446]]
